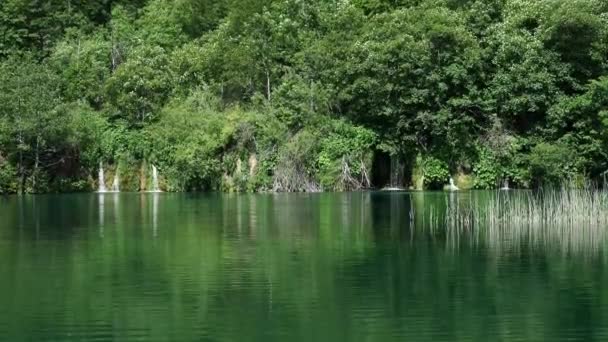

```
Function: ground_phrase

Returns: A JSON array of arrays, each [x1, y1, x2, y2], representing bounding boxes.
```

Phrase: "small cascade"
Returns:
[[500, 179, 510, 191], [98, 161, 107, 193], [111, 172, 120, 192], [384, 156, 405, 190], [448, 177, 459, 191], [151, 165, 161, 192], [390, 157, 403, 187]]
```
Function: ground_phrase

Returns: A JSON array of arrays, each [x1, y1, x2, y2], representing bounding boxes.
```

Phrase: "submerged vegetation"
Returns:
[[1, 0, 608, 193]]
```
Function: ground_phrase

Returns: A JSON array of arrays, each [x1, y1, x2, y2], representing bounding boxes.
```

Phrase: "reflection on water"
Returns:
[[99, 193, 104, 237], [0, 192, 607, 341], [152, 193, 158, 238]]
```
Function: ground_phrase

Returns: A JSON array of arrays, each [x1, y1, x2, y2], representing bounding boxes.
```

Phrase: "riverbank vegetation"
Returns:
[[1, 0, 607, 193]]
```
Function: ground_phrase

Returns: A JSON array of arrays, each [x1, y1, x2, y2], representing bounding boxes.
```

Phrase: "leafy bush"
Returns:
[[0, 161, 18, 194], [317, 120, 376, 191], [473, 148, 500, 189], [473, 135, 532, 189], [423, 156, 450, 189], [273, 130, 321, 192], [528, 142, 579, 186], [145, 94, 227, 191]]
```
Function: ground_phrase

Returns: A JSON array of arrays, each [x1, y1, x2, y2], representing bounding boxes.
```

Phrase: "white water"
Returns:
[[500, 179, 510, 191], [390, 156, 404, 188], [383, 156, 405, 191], [448, 177, 459, 191], [151, 165, 161, 192], [111, 172, 120, 192], [98, 162, 107, 193]]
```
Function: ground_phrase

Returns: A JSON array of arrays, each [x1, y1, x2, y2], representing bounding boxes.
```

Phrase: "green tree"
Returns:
[[105, 46, 174, 127], [49, 30, 112, 108]]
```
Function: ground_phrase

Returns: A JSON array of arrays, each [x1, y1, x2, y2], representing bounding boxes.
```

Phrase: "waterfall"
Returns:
[[387, 156, 404, 190], [151, 165, 161, 192], [500, 179, 510, 191], [111, 172, 120, 192], [98, 162, 107, 193], [448, 177, 459, 191]]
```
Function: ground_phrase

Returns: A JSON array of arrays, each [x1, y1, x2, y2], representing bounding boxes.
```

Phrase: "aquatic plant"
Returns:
[[410, 186, 608, 254], [432, 186, 608, 255], [445, 187, 607, 229]]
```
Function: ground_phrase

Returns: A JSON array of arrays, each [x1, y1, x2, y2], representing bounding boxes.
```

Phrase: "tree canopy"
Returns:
[[0, 0, 607, 193]]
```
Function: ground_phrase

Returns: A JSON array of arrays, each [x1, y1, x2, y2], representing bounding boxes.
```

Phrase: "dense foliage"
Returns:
[[1, 0, 607, 193]]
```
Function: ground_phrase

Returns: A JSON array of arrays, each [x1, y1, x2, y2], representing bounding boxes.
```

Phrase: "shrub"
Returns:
[[317, 120, 376, 191], [528, 142, 578, 186], [0, 161, 18, 194], [273, 130, 321, 192], [423, 156, 450, 189], [473, 147, 500, 189]]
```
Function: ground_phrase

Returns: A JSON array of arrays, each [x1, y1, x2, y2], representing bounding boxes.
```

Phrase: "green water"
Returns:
[[0, 192, 607, 341]]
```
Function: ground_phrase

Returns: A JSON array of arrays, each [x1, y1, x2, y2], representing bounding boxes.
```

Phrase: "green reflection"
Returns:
[[0, 192, 607, 341]]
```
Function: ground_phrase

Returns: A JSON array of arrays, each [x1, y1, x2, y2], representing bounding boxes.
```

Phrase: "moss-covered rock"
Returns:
[[455, 172, 474, 190], [411, 154, 425, 190]]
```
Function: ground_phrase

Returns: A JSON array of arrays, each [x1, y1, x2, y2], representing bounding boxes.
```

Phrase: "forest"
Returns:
[[0, 0, 607, 193]]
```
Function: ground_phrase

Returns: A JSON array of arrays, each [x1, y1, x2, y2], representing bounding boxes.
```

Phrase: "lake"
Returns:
[[0, 192, 607, 341]]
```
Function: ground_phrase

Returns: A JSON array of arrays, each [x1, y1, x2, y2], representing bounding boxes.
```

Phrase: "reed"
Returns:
[[445, 187, 608, 229], [438, 186, 608, 255]]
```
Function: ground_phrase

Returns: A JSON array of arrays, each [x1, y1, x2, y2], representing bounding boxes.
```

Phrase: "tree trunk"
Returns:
[[309, 80, 314, 112], [18, 133, 24, 194], [266, 70, 271, 101], [32, 135, 40, 192], [16, 97, 25, 194]]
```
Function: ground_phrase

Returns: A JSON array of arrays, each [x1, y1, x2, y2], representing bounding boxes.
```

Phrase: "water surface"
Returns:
[[0, 192, 607, 341]]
